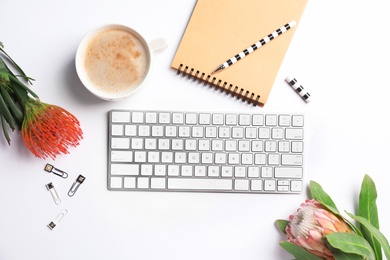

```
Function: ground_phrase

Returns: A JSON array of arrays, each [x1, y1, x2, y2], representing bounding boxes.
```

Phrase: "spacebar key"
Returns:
[[168, 178, 232, 190]]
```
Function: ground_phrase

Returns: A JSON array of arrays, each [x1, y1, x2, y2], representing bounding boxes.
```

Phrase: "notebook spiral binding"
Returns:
[[176, 64, 260, 106]]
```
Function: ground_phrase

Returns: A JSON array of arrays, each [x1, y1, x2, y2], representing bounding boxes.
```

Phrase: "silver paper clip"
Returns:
[[46, 182, 61, 205], [48, 209, 68, 230], [44, 163, 68, 178], [68, 175, 85, 197]]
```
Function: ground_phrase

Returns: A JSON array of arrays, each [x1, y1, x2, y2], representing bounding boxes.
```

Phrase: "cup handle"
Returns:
[[149, 38, 168, 55]]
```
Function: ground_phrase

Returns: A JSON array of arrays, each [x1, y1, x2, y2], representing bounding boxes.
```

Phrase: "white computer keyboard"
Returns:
[[108, 109, 304, 194]]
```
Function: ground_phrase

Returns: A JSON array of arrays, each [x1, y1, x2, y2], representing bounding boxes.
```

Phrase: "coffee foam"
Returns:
[[83, 28, 149, 95]]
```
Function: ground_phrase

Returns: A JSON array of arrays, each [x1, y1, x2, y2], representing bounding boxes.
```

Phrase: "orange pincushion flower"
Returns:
[[21, 99, 83, 159]]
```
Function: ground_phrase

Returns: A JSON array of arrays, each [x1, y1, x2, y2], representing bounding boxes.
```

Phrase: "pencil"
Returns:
[[212, 20, 296, 74]]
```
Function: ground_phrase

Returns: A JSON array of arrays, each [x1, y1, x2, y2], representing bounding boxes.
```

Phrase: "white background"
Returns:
[[1, 0, 390, 259]]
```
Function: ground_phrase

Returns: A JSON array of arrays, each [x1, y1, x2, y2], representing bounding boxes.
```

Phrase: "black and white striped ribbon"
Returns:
[[286, 76, 310, 103]]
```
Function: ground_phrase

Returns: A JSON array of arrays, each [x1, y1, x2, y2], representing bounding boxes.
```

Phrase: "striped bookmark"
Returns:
[[212, 21, 296, 74], [285, 76, 311, 103]]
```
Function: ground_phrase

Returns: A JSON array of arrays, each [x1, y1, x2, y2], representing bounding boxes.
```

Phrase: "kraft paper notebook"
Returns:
[[171, 0, 308, 107]]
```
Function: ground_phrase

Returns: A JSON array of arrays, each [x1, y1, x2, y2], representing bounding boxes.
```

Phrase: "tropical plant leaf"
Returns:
[[0, 89, 16, 130], [324, 232, 375, 259], [1, 115, 11, 145], [0, 84, 23, 123], [347, 212, 390, 260], [310, 180, 340, 214], [0, 46, 33, 84], [280, 241, 323, 260], [275, 219, 289, 235], [332, 249, 365, 260], [359, 174, 381, 260]]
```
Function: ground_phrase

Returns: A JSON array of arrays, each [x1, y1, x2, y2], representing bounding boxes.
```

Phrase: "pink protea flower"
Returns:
[[286, 199, 352, 259], [21, 98, 83, 159]]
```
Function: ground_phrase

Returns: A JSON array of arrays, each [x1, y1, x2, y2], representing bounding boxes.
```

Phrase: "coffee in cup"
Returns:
[[76, 24, 167, 100]]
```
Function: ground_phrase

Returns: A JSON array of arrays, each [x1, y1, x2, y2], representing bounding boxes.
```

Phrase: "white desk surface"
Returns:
[[1, 0, 390, 259]]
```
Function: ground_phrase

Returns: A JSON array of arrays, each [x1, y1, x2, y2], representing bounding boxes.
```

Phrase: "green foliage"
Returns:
[[347, 213, 390, 260], [277, 175, 389, 260], [0, 41, 38, 144], [359, 174, 381, 260], [279, 241, 323, 260], [325, 232, 375, 259], [274, 219, 289, 235]]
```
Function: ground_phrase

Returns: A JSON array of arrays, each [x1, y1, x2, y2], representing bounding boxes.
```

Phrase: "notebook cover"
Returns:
[[171, 0, 308, 107]]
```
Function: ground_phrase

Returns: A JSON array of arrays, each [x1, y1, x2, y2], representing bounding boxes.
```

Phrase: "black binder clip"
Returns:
[[44, 163, 68, 179], [68, 175, 85, 197]]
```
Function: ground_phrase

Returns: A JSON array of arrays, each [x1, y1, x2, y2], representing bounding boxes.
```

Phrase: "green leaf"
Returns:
[[310, 181, 363, 236], [332, 250, 365, 260], [0, 41, 4, 49], [325, 232, 375, 259], [0, 84, 23, 123], [9, 74, 39, 99], [279, 241, 323, 260], [347, 212, 390, 260], [0, 89, 16, 130], [0, 47, 33, 84], [1, 115, 11, 145], [275, 219, 289, 235], [359, 174, 381, 260], [310, 180, 340, 214]]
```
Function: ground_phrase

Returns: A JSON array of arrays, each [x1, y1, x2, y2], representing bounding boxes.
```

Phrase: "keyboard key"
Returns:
[[159, 112, 171, 124], [145, 112, 157, 123], [111, 151, 132, 162], [264, 180, 276, 191], [281, 154, 303, 165], [221, 166, 233, 177], [274, 167, 303, 178], [278, 115, 291, 126], [292, 115, 304, 127], [111, 164, 139, 175], [292, 141, 303, 153], [132, 112, 144, 123], [291, 180, 303, 192], [168, 178, 232, 190], [185, 113, 197, 124], [239, 114, 251, 125], [141, 165, 153, 176], [168, 165, 180, 176], [265, 115, 277, 126], [251, 180, 262, 191], [111, 138, 130, 149], [225, 114, 237, 125], [111, 125, 124, 136], [137, 177, 149, 188], [112, 111, 130, 123], [110, 177, 123, 188], [125, 125, 137, 136], [212, 113, 224, 125], [199, 113, 211, 125], [252, 114, 264, 126], [124, 177, 136, 188], [172, 113, 184, 124], [286, 128, 304, 139], [235, 179, 249, 190], [181, 165, 193, 176], [151, 178, 166, 189], [154, 165, 166, 176]]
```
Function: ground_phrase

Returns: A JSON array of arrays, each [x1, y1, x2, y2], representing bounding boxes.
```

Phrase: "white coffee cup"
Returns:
[[75, 24, 167, 101]]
